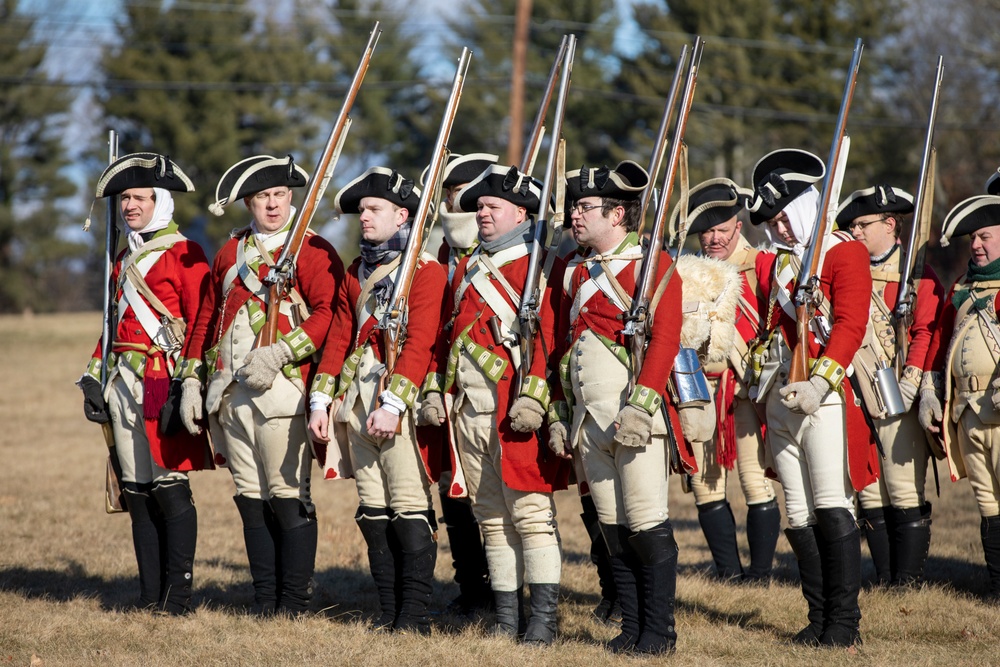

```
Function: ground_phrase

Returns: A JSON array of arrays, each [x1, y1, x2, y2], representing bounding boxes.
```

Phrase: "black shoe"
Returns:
[[492, 588, 526, 638], [391, 511, 438, 636], [601, 523, 640, 653], [522, 583, 559, 645], [697, 500, 744, 581], [784, 525, 826, 646], [270, 497, 317, 616], [356, 506, 401, 630], [149, 480, 198, 616], [859, 505, 892, 586], [234, 494, 280, 614], [629, 521, 679, 655], [744, 499, 781, 584], [123, 485, 164, 609], [890, 503, 931, 586], [816, 508, 862, 648]]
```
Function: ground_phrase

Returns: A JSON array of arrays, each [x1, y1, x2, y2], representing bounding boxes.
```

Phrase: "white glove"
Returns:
[[918, 388, 943, 433], [179, 377, 204, 435], [548, 421, 571, 458], [417, 392, 446, 426], [898, 379, 918, 413], [509, 396, 545, 433], [613, 405, 654, 448], [779, 375, 830, 416], [236, 341, 293, 391]]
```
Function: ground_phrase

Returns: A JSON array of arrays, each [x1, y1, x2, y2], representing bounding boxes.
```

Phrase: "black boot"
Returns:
[[356, 506, 401, 630], [744, 499, 781, 584], [859, 505, 892, 586], [122, 484, 164, 609], [270, 497, 317, 616], [522, 583, 559, 645], [392, 511, 438, 636], [784, 525, 825, 645], [149, 480, 198, 615], [581, 496, 619, 624], [816, 508, 862, 647], [889, 503, 931, 586], [492, 588, 526, 638], [233, 495, 279, 615], [697, 500, 744, 581], [629, 521, 679, 656], [981, 514, 1000, 600], [602, 524, 640, 654], [439, 492, 491, 615]]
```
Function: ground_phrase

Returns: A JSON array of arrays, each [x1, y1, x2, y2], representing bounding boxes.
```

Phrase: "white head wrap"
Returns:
[[764, 186, 819, 256], [126, 187, 174, 253]]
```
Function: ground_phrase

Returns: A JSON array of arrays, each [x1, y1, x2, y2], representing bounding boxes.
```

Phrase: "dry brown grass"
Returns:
[[1, 312, 998, 666]]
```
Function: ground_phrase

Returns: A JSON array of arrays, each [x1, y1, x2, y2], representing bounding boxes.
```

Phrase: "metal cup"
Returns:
[[672, 346, 712, 406]]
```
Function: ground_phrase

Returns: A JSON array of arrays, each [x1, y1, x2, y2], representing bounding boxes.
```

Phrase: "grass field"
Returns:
[[1, 312, 998, 666]]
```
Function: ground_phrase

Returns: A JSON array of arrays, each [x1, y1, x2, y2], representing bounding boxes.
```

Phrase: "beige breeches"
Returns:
[[857, 409, 930, 510], [957, 408, 1000, 517], [347, 397, 432, 514], [577, 409, 670, 532], [210, 383, 313, 511], [108, 370, 187, 486]]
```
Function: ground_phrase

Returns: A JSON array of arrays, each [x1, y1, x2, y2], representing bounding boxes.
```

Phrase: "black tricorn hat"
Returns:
[[985, 169, 1000, 196], [420, 153, 500, 189], [746, 149, 826, 225], [565, 160, 650, 203], [669, 178, 751, 238], [457, 164, 542, 214], [939, 195, 1000, 248], [95, 153, 194, 198], [334, 167, 422, 216], [835, 185, 914, 229], [209, 154, 308, 216]]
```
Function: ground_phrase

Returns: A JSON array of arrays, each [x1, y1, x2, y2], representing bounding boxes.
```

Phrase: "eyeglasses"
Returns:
[[847, 217, 888, 232], [570, 202, 603, 215]]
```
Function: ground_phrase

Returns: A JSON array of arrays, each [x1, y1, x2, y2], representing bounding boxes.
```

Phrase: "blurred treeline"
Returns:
[[2, 0, 998, 313]]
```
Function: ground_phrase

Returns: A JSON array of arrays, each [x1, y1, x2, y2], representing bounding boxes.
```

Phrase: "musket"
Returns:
[[788, 38, 863, 386], [380, 48, 472, 386], [637, 43, 690, 236], [258, 21, 381, 347], [893, 56, 943, 377], [520, 35, 570, 176], [622, 36, 703, 377], [516, 34, 576, 390], [102, 130, 126, 513]]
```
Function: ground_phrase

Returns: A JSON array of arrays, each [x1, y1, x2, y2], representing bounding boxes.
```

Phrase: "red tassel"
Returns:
[[716, 369, 738, 471]]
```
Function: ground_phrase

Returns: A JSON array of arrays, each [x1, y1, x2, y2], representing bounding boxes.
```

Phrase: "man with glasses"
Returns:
[[671, 178, 783, 586], [835, 187, 943, 586], [547, 161, 684, 655]]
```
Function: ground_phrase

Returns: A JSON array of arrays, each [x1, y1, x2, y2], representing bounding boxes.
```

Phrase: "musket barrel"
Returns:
[[895, 55, 943, 318], [520, 35, 569, 175], [796, 38, 863, 296], [101, 129, 119, 390]]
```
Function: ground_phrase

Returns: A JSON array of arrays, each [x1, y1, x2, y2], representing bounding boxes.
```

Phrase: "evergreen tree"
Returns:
[[99, 0, 333, 248], [0, 0, 79, 313]]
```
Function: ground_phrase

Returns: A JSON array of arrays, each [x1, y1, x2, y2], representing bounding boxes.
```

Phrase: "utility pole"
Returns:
[[508, 0, 532, 165]]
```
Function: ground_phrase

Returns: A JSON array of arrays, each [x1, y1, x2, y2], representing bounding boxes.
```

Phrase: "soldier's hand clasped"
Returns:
[[79, 376, 110, 424], [509, 396, 545, 433], [778, 375, 830, 416], [236, 341, 294, 391], [613, 405, 654, 448], [417, 392, 446, 426]]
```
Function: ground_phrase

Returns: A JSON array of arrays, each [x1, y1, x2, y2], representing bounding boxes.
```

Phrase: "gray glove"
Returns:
[[509, 396, 545, 433], [779, 375, 830, 416], [180, 377, 204, 436], [236, 341, 293, 391], [918, 389, 943, 432], [991, 378, 1000, 412], [418, 391, 446, 426], [613, 405, 654, 448], [548, 420, 571, 457], [898, 379, 918, 413]]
